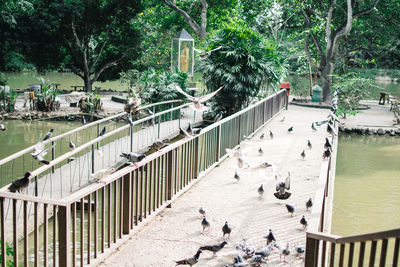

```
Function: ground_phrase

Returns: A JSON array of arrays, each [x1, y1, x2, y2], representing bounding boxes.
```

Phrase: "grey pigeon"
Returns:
[[259, 133, 265, 140], [285, 204, 295, 216], [300, 215, 308, 230], [8, 172, 31, 193], [255, 244, 273, 260], [324, 137, 332, 150], [201, 217, 210, 234], [199, 241, 227, 257], [280, 242, 290, 263], [235, 239, 247, 251], [120, 152, 146, 166], [99, 126, 106, 136], [233, 254, 248, 267], [264, 229, 276, 245], [234, 171, 240, 182], [300, 150, 306, 160], [199, 207, 206, 218], [274, 172, 291, 200], [307, 140, 312, 149], [153, 139, 169, 151], [306, 198, 313, 211], [43, 128, 54, 141], [269, 130, 274, 139], [327, 124, 337, 136], [81, 116, 87, 125], [323, 148, 331, 160], [67, 157, 76, 163], [0, 124, 6, 131], [69, 140, 76, 150], [258, 147, 263, 156], [214, 111, 223, 122], [295, 245, 305, 258], [31, 141, 53, 165], [180, 127, 193, 138], [222, 221, 232, 238], [258, 184, 264, 198], [176, 249, 202, 266], [251, 255, 266, 265], [311, 122, 317, 131], [280, 116, 285, 123], [315, 120, 328, 126], [287, 126, 293, 133]]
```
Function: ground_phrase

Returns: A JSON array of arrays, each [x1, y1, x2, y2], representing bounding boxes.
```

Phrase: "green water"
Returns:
[[3, 72, 126, 91], [332, 135, 400, 236]]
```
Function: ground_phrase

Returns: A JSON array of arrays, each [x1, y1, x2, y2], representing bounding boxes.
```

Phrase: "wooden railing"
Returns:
[[304, 122, 400, 267], [0, 90, 288, 266]]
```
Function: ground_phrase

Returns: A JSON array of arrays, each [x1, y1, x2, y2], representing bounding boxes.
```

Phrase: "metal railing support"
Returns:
[[91, 144, 95, 174], [58, 204, 71, 267], [122, 172, 131, 234], [166, 150, 175, 208], [51, 141, 55, 173]]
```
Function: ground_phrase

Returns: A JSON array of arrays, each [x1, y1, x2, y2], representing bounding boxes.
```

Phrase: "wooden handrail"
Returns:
[[308, 228, 400, 244]]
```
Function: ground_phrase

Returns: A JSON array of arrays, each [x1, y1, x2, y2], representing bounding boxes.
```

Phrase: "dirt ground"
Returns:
[[99, 104, 331, 267]]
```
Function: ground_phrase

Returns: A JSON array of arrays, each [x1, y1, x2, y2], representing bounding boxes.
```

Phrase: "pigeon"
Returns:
[[323, 148, 331, 160], [311, 122, 317, 131], [222, 221, 232, 238], [235, 239, 247, 251], [226, 149, 249, 169], [327, 124, 337, 136], [199, 241, 227, 257], [180, 127, 193, 138], [67, 157, 75, 163], [8, 172, 31, 193], [234, 171, 240, 182], [43, 128, 54, 141], [315, 120, 328, 126], [258, 184, 264, 198], [81, 116, 87, 125], [31, 141, 53, 165], [264, 229, 276, 245], [306, 198, 313, 211], [328, 112, 340, 123], [124, 97, 141, 113], [214, 111, 224, 122], [280, 242, 290, 263], [233, 254, 248, 267], [186, 123, 201, 135], [307, 140, 312, 149], [269, 130, 274, 139], [99, 126, 106, 137], [300, 150, 306, 160], [176, 250, 202, 266], [295, 245, 305, 258], [287, 126, 293, 133], [280, 116, 285, 123], [300, 215, 308, 230], [274, 172, 291, 199], [91, 168, 116, 184], [127, 115, 134, 125], [194, 46, 222, 58], [258, 148, 263, 156], [0, 124, 6, 131], [259, 133, 265, 140], [255, 244, 273, 260], [324, 137, 332, 150], [199, 207, 206, 218], [328, 119, 334, 126], [120, 152, 146, 166], [285, 204, 295, 216], [175, 85, 224, 110], [69, 140, 76, 150], [252, 161, 273, 170], [153, 139, 169, 151], [251, 255, 266, 265], [201, 217, 210, 234], [244, 246, 256, 258]]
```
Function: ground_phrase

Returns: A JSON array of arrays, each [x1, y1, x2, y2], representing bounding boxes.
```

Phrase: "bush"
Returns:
[[79, 91, 103, 113], [0, 89, 19, 112], [34, 77, 60, 112], [197, 22, 287, 115]]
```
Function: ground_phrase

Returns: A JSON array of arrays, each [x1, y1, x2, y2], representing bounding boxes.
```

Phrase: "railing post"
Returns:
[[305, 235, 319, 267], [194, 137, 200, 178], [51, 141, 55, 173], [58, 204, 71, 267], [157, 116, 161, 139], [237, 115, 241, 144], [34, 175, 38, 196], [97, 124, 100, 149], [166, 150, 175, 208], [122, 172, 131, 234], [130, 125, 134, 152], [91, 144, 95, 174], [216, 126, 221, 161], [179, 108, 181, 128]]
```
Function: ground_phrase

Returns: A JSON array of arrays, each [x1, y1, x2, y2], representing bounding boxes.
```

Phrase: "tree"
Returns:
[[21, 0, 142, 92], [197, 22, 286, 115], [298, 0, 379, 101]]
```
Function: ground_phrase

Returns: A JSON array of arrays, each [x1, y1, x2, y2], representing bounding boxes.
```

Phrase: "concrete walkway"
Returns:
[[99, 104, 331, 267]]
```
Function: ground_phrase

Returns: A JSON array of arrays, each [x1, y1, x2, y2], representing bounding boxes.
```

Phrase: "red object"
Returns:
[[280, 82, 290, 96]]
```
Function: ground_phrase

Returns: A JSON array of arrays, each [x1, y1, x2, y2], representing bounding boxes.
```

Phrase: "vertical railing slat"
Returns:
[[72, 202, 76, 267], [330, 242, 335, 267], [348, 242, 354, 267], [34, 202, 38, 267], [53, 205, 57, 267], [23, 201, 28, 267], [393, 237, 399, 267], [44, 204, 48, 267], [12, 199, 18, 267], [379, 238, 388, 267], [0, 198, 5, 267], [94, 190, 98, 258], [369, 240, 377, 267], [80, 198, 84, 266], [87, 194, 91, 264], [339, 244, 345, 267], [359, 241, 366, 267]]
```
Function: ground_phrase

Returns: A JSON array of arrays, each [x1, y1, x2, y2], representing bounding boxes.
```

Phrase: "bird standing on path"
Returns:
[[259, 133, 265, 140], [280, 242, 291, 263], [201, 217, 211, 234], [199, 207, 206, 218], [99, 126, 106, 137], [222, 221, 232, 238], [43, 128, 54, 141], [69, 140, 76, 150], [234, 172, 240, 182], [306, 198, 313, 211], [200, 241, 227, 257], [274, 172, 291, 200], [0, 124, 6, 131], [8, 172, 31, 193], [285, 204, 295, 216], [269, 130, 274, 139], [311, 122, 317, 131], [258, 184, 264, 199], [307, 140, 312, 149], [295, 245, 305, 258], [176, 250, 202, 266], [175, 85, 223, 110], [255, 244, 273, 261], [258, 147, 263, 156], [264, 229, 276, 245], [300, 150, 306, 160], [300, 215, 308, 231], [280, 116, 285, 123], [287, 126, 293, 133]]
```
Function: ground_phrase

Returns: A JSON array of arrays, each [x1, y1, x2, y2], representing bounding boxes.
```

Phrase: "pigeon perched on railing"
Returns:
[[222, 221, 232, 238], [0, 124, 6, 131], [323, 148, 332, 160], [274, 172, 291, 200], [327, 124, 337, 136], [99, 126, 106, 137], [285, 204, 295, 217], [175, 85, 223, 110], [91, 168, 116, 184], [43, 128, 54, 141], [81, 116, 87, 125], [176, 249, 202, 266], [324, 137, 332, 150], [214, 111, 224, 123], [31, 141, 53, 165], [69, 140, 76, 150], [120, 152, 146, 166], [153, 139, 169, 151], [8, 172, 31, 193], [199, 241, 227, 257]]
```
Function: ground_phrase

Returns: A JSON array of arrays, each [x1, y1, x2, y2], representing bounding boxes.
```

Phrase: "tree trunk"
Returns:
[[320, 61, 333, 102], [83, 73, 92, 92]]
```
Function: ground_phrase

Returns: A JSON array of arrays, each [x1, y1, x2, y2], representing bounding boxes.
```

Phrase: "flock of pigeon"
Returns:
[[175, 105, 339, 266]]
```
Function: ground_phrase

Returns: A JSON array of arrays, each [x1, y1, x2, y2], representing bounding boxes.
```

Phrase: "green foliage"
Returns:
[[0, 73, 7, 86], [332, 74, 379, 118], [0, 240, 14, 266], [0, 89, 19, 112], [197, 22, 287, 115], [79, 91, 102, 114], [35, 77, 60, 112], [120, 68, 189, 104]]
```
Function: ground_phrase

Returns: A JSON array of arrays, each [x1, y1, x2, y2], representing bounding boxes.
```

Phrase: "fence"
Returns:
[[304, 122, 400, 266], [0, 90, 287, 266]]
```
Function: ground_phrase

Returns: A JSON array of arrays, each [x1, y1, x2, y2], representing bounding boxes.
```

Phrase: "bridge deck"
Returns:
[[99, 104, 331, 267]]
